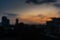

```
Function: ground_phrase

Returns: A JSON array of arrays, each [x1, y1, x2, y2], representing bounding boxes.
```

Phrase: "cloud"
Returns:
[[7, 13, 17, 17], [26, 0, 56, 4], [55, 4, 60, 7], [18, 4, 60, 24], [26, 0, 60, 8], [4, 12, 17, 16]]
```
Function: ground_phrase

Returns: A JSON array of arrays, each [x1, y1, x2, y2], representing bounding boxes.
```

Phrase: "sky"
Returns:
[[0, 0, 60, 24]]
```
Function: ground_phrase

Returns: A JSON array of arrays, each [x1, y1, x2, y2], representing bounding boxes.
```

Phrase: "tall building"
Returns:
[[52, 18, 60, 34], [1, 16, 10, 26], [15, 18, 19, 25], [46, 18, 60, 35], [52, 18, 60, 25]]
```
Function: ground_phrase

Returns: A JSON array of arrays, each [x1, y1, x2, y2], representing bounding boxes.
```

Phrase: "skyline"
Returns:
[[0, 0, 60, 24]]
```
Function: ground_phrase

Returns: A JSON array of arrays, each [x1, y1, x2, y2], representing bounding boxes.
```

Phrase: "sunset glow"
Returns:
[[19, 15, 52, 24], [17, 4, 60, 24], [0, 0, 60, 24]]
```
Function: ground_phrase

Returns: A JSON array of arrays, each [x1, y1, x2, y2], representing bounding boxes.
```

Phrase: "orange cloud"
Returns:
[[19, 15, 52, 24], [17, 4, 60, 24]]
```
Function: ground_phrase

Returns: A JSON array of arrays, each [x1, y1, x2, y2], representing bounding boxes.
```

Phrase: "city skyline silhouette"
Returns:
[[0, 16, 60, 40], [0, 0, 60, 40]]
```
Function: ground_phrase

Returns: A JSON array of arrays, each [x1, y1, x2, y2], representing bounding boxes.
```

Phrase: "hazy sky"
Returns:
[[0, 0, 60, 24]]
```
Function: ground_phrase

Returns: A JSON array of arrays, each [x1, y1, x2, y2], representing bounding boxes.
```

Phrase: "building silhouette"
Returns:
[[15, 18, 19, 25], [1, 16, 10, 26], [52, 18, 60, 25], [46, 18, 60, 35], [0, 16, 60, 39]]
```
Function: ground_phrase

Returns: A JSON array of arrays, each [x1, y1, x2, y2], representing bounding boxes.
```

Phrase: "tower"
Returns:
[[15, 18, 19, 25]]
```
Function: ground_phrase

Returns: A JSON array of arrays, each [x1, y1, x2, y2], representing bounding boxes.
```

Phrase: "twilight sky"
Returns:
[[0, 0, 60, 24]]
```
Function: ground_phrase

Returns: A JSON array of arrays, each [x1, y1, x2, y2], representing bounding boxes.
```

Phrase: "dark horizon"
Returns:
[[0, 15, 60, 40]]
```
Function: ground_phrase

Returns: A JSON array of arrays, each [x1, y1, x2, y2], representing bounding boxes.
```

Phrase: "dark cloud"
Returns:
[[7, 13, 17, 17], [55, 4, 60, 7], [0, 12, 17, 17], [26, 0, 57, 4], [6, 13, 18, 19]]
